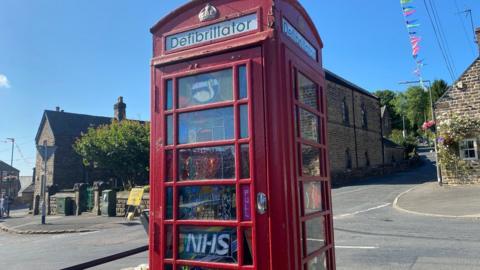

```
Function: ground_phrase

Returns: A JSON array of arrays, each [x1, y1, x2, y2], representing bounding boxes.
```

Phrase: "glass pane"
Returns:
[[165, 79, 173, 110], [165, 150, 173, 182], [305, 216, 325, 254], [178, 69, 233, 108], [240, 105, 249, 138], [302, 145, 320, 176], [238, 65, 247, 99], [240, 144, 250, 179], [178, 185, 236, 220], [243, 228, 253, 265], [166, 115, 173, 145], [303, 182, 323, 214], [299, 109, 319, 142], [468, 140, 474, 148], [307, 252, 326, 270], [241, 185, 251, 221], [166, 187, 173, 219], [179, 107, 234, 144], [298, 73, 318, 109], [165, 265, 173, 270], [178, 226, 237, 263], [469, 150, 476, 158], [178, 145, 235, 181], [165, 225, 173, 258]]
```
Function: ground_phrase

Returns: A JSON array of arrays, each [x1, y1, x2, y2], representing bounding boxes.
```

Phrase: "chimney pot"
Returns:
[[114, 96, 127, 121]]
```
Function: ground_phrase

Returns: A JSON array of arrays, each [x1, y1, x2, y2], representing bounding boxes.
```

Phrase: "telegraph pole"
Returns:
[[399, 80, 442, 185]]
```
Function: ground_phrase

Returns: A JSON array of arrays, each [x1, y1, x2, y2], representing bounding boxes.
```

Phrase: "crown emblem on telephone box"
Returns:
[[199, 3, 218, 22]]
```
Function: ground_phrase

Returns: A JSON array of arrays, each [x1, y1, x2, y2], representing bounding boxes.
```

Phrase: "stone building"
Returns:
[[0, 160, 20, 198], [435, 28, 480, 184], [32, 97, 128, 213], [325, 69, 384, 183], [381, 106, 393, 138]]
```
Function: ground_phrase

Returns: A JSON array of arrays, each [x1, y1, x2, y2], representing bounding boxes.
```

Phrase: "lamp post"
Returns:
[[399, 80, 442, 185]]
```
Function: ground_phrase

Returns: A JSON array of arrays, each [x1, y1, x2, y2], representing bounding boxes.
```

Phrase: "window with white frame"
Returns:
[[459, 138, 478, 160]]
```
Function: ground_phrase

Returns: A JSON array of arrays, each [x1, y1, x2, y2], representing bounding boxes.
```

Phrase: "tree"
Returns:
[[374, 90, 397, 107], [430, 79, 449, 103], [404, 86, 429, 132], [74, 120, 150, 189], [374, 90, 403, 130]]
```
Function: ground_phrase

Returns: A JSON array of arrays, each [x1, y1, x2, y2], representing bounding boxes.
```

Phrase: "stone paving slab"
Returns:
[[0, 210, 140, 234], [394, 181, 480, 218]]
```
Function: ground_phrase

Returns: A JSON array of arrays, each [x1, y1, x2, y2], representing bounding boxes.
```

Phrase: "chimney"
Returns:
[[55, 106, 60, 112], [114, 96, 126, 121], [476, 27, 480, 54]]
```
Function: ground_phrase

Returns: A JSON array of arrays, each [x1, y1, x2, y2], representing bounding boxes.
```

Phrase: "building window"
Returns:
[[342, 98, 349, 125], [361, 103, 367, 129], [345, 148, 352, 170], [459, 139, 478, 160]]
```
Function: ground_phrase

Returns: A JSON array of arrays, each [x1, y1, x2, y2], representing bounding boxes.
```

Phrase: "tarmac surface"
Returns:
[[394, 181, 480, 217]]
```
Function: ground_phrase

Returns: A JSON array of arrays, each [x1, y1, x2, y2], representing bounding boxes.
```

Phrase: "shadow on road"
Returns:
[[333, 153, 437, 188]]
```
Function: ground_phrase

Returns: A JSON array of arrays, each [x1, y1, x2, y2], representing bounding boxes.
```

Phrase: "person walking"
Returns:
[[5, 195, 10, 217], [0, 195, 4, 218]]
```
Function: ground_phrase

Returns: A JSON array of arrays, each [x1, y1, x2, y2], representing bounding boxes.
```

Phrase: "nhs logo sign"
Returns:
[[166, 13, 258, 52]]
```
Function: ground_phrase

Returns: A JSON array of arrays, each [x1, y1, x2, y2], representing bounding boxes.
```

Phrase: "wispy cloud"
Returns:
[[0, 74, 11, 88]]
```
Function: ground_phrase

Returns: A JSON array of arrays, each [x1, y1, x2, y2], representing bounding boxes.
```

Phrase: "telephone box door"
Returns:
[[151, 47, 269, 270]]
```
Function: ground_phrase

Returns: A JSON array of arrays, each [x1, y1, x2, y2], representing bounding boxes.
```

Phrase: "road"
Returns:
[[2, 152, 480, 269], [0, 220, 148, 270], [333, 152, 480, 269]]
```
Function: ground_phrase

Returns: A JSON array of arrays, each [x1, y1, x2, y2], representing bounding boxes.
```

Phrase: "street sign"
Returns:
[[127, 188, 144, 207], [36, 145, 57, 160]]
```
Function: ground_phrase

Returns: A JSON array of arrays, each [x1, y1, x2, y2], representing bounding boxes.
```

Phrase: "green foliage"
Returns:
[[437, 115, 480, 176], [404, 86, 429, 131], [74, 120, 150, 189], [389, 129, 417, 158], [374, 90, 397, 107], [430, 79, 448, 103]]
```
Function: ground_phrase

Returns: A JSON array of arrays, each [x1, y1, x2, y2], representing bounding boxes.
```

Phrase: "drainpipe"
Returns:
[[351, 90, 359, 168]]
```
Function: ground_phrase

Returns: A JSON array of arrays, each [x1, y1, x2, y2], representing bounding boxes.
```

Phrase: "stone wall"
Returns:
[[436, 58, 480, 184], [326, 79, 383, 184], [116, 191, 150, 216]]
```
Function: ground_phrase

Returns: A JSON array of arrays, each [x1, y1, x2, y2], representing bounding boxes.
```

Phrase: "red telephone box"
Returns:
[[150, 1, 335, 269]]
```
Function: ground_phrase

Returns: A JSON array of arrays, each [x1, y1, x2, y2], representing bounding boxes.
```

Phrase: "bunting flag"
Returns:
[[400, 0, 427, 86]]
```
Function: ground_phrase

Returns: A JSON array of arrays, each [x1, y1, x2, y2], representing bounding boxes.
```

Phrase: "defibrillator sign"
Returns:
[[127, 188, 145, 206]]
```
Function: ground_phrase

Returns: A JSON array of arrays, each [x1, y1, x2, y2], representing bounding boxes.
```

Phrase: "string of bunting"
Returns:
[[400, 0, 426, 83]]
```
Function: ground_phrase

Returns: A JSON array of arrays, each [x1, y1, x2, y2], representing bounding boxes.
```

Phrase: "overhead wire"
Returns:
[[422, 0, 456, 81], [429, 0, 457, 76], [454, 0, 477, 57]]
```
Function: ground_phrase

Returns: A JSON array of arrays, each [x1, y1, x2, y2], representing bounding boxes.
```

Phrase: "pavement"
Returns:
[[394, 181, 480, 218], [0, 208, 142, 234]]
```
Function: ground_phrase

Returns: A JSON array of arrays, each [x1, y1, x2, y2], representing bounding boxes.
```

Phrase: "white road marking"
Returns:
[[334, 203, 391, 219], [336, 245, 378, 249], [333, 187, 371, 196]]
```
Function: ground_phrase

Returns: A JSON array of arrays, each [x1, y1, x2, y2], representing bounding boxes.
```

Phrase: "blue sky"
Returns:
[[1, 0, 479, 175]]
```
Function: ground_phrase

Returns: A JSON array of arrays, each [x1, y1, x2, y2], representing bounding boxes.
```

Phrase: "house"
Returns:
[[0, 160, 20, 198], [434, 28, 480, 184], [381, 105, 393, 137], [325, 70, 385, 183], [32, 97, 134, 213]]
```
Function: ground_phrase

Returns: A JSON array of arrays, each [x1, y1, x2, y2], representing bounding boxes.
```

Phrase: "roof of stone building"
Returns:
[[35, 110, 113, 143], [324, 69, 378, 100], [436, 57, 480, 105], [0, 160, 19, 173], [381, 106, 387, 117]]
